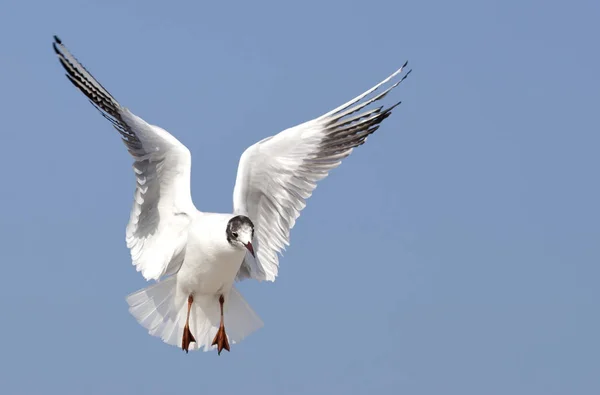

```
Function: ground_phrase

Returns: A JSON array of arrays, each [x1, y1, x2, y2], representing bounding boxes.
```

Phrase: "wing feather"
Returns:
[[53, 36, 196, 281], [233, 64, 411, 281]]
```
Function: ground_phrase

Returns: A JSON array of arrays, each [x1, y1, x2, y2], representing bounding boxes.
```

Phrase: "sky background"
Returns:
[[1, 0, 599, 393]]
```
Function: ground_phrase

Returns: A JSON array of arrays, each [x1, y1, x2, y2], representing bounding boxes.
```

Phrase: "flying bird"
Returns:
[[53, 35, 411, 354]]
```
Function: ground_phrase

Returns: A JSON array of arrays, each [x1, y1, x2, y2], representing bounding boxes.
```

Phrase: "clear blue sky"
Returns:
[[1, 0, 598, 393]]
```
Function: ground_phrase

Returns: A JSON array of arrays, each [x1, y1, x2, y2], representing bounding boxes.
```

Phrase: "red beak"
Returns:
[[245, 242, 255, 258]]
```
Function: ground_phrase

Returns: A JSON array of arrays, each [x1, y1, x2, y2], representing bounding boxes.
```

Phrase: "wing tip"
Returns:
[[53, 35, 62, 44], [389, 100, 402, 111]]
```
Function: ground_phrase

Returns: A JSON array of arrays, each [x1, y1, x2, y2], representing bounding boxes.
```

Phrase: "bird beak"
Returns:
[[244, 242, 255, 258]]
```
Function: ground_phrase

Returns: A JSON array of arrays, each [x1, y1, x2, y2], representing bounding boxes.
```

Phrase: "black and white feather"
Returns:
[[53, 36, 196, 281], [233, 63, 411, 281]]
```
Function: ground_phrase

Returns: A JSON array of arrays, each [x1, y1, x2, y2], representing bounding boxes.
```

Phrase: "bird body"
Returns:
[[53, 35, 411, 354], [177, 213, 246, 297]]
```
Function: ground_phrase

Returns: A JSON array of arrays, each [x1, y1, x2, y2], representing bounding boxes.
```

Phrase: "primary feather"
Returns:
[[53, 36, 197, 281], [233, 64, 411, 282]]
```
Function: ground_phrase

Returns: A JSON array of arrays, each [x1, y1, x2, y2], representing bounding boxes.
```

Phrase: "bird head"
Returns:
[[226, 215, 255, 257]]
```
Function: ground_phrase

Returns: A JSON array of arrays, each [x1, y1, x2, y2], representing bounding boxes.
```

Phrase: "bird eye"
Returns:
[[232, 232, 238, 238]]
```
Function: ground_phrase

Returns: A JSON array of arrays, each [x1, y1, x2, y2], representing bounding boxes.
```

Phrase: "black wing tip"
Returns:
[[399, 69, 412, 83], [52, 35, 63, 55], [385, 100, 402, 114], [402, 60, 408, 68]]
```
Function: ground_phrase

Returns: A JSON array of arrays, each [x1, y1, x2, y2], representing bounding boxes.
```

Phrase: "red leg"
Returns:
[[181, 295, 196, 353], [211, 295, 230, 355]]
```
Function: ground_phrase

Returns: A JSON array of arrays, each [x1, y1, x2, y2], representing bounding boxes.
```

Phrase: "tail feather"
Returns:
[[126, 279, 263, 352], [224, 287, 264, 340]]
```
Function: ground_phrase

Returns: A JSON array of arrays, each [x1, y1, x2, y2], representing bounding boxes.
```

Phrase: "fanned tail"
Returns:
[[126, 280, 263, 352]]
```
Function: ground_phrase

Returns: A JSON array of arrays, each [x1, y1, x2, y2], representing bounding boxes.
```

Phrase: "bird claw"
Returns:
[[211, 324, 230, 355], [181, 324, 196, 353]]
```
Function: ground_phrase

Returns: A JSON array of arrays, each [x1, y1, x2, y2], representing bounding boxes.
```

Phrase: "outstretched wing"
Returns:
[[233, 63, 411, 282], [53, 36, 197, 281]]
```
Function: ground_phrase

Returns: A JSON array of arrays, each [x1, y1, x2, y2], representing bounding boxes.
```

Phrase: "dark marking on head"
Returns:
[[226, 215, 254, 244]]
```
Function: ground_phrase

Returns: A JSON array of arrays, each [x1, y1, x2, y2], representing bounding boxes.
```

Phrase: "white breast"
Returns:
[[176, 213, 246, 296]]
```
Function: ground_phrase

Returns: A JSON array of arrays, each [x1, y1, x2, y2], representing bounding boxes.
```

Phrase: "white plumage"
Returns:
[[53, 35, 411, 353]]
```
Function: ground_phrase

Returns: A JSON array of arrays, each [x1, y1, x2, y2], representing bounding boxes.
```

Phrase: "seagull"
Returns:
[[53, 35, 411, 354]]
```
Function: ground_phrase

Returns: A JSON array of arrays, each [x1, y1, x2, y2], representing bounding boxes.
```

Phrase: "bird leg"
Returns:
[[181, 295, 196, 353], [211, 294, 230, 355]]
